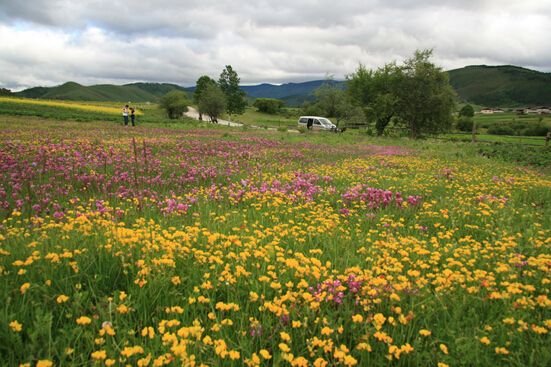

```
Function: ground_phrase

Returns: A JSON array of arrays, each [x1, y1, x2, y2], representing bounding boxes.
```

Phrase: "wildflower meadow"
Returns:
[[1, 116, 550, 367]]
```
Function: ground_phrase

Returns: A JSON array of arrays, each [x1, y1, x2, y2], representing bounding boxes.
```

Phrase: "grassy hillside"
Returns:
[[15, 82, 193, 103], [448, 65, 551, 107]]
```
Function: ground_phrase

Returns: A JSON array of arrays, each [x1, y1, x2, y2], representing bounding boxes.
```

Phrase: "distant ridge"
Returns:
[[12, 65, 551, 108], [15, 82, 193, 102], [447, 65, 551, 107]]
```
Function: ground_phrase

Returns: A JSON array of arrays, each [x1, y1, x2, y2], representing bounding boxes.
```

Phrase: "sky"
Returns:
[[1, 0, 550, 92]]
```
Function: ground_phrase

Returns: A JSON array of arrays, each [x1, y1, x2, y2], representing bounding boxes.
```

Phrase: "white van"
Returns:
[[298, 116, 337, 131]]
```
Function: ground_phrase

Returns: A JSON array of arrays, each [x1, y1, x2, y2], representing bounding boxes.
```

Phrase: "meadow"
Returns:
[[0, 108, 550, 366]]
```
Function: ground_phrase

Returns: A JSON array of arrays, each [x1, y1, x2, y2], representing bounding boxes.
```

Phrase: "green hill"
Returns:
[[15, 82, 193, 103], [447, 65, 551, 107], [12, 65, 551, 108]]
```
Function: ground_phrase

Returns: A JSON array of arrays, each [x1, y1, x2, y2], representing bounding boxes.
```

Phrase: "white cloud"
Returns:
[[1, 0, 550, 91]]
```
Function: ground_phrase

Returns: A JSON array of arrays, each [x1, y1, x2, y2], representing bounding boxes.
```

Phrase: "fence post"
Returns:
[[546, 132, 551, 147], [471, 121, 477, 143]]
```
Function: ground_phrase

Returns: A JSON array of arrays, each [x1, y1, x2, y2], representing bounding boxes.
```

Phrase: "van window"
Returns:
[[299, 118, 308, 124], [314, 119, 321, 125]]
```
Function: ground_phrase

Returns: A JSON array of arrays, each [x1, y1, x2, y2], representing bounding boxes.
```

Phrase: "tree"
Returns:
[[218, 65, 247, 121], [394, 49, 456, 138], [459, 104, 475, 118], [158, 91, 189, 119], [193, 76, 217, 120], [252, 98, 285, 114], [197, 84, 226, 122], [0, 88, 12, 96], [346, 62, 399, 135], [313, 75, 346, 119]]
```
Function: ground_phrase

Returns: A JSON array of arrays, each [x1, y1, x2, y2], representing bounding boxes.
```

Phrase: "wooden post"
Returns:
[[546, 132, 551, 147], [471, 121, 477, 143]]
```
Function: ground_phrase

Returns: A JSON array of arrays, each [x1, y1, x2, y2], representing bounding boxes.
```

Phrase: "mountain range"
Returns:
[[13, 65, 551, 108]]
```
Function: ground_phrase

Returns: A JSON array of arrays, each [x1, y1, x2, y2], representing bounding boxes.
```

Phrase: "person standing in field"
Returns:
[[130, 108, 135, 126], [122, 105, 129, 126]]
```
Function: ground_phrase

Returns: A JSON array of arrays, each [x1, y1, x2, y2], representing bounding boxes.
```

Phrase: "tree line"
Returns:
[[160, 49, 457, 138], [159, 65, 247, 122]]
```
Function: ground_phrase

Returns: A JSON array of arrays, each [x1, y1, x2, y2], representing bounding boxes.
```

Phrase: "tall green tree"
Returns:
[[197, 84, 227, 122], [346, 62, 399, 135], [193, 76, 217, 119], [158, 91, 189, 119], [218, 65, 247, 121], [394, 49, 456, 138]]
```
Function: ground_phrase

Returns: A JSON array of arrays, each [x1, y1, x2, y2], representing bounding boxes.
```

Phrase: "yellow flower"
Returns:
[[313, 358, 328, 367], [437, 363, 449, 367], [321, 327, 333, 335], [105, 359, 116, 366], [480, 337, 491, 345], [280, 332, 291, 342], [57, 295, 69, 303], [10, 320, 22, 332], [495, 347, 510, 354], [20, 283, 30, 294], [76, 316, 92, 325], [419, 329, 432, 336], [352, 314, 363, 323], [228, 351, 240, 360], [91, 350, 107, 360], [259, 349, 272, 359], [279, 343, 291, 352], [36, 361, 53, 367], [117, 304, 129, 314], [439, 344, 449, 354]]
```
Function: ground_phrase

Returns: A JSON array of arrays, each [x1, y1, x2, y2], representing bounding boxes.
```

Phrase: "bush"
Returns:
[[487, 125, 515, 135], [298, 126, 308, 134], [277, 126, 288, 133], [522, 124, 551, 136], [456, 116, 474, 132]]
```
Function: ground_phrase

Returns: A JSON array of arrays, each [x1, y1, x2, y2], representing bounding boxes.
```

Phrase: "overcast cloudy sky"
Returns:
[[1, 0, 550, 91]]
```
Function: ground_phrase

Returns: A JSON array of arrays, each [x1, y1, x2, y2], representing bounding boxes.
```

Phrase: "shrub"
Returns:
[[298, 126, 308, 134], [456, 116, 474, 132], [487, 125, 515, 136], [277, 126, 288, 133], [522, 124, 551, 137]]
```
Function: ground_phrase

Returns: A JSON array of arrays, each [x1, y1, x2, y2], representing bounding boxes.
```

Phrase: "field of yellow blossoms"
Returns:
[[1, 117, 550, 367]]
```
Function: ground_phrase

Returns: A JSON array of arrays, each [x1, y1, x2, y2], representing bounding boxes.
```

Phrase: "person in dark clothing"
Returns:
[[130, 108, 135, 126], [307, 118, 313, 130]]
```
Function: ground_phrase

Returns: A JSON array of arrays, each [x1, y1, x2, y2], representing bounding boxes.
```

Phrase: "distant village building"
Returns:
[[480, 108, 494, 114], [514, 107, 550, 115]]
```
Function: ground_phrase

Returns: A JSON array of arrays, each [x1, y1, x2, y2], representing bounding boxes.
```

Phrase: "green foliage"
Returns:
[[197, 84, 226, 122], [456, 116, 474, 132], [478, 143, 551, 166], [252, 98, 285, 114], [487, 125, 515, 135], [395, 49, 456, 138], [158, 91, 190, 119], [193, 76, 217, 106], [459, 104, 475, 117], [219, 65, 248, 120], [298, 126, 308, 133]]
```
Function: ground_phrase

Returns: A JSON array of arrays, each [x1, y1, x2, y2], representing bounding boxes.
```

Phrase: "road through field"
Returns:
[[184, 107, 242, 127]]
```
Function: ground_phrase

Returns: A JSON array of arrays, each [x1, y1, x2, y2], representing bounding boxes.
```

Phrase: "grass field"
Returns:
[[1, 114, 550, 367]]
